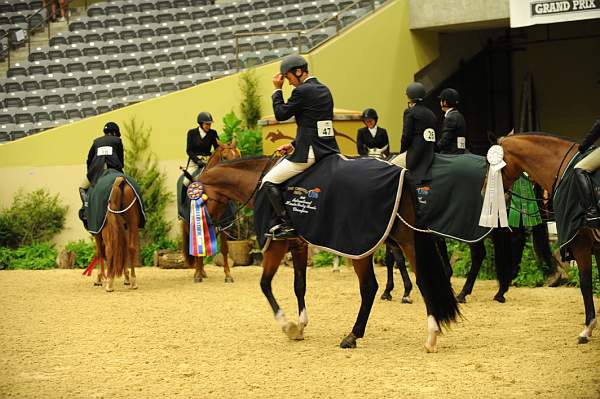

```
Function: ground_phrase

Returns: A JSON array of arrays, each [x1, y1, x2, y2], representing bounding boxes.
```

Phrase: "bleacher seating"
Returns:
[[0, 0, 384, 141], [0, 0, 46, 54]]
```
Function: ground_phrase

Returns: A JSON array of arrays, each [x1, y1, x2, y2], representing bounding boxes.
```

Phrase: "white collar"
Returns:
[[368, 126, 378, 137], [198, 127, 207, 139], [303, 76, 316, 83], [444, 108, 455, 117]]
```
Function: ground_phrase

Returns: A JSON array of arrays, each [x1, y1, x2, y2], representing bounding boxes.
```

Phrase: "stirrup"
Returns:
[[266, 223, 297, 239], [584, 209, 600, 229]]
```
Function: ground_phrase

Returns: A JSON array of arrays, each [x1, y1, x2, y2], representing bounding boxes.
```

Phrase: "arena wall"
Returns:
[[0, 0, 439, 245]]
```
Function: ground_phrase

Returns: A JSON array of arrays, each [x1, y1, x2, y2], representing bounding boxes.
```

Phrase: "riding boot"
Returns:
[[574, 168, 600, 228], [78, 187, 89, 229], [263, 182, 296, 239]]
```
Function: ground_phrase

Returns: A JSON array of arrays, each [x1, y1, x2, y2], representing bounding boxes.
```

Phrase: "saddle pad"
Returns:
[[553, 149, 600, 260], [85, 169, 146, 234], [254, 154, 405, 258], [417, 153, 493, 242]]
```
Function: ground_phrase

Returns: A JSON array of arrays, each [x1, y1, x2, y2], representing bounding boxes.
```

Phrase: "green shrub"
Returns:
[[122, 118, 172, 246], [239, 69, 262, 130], [141, 238, 179, 266], [2, 242, 57, 270], [448, 239, 496, 280], [313, 251, 336, 268], [0, 189, 67, 247], [65, 239, 96, 269]]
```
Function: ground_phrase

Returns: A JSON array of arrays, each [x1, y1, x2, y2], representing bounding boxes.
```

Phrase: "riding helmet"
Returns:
[[406, 82, 426, 102], [439, 88, 460, 106], [361, 108, 378, 122], [280, 54, 308, 75], [197, 112, 214, 124], [103, 121, 120, 137]]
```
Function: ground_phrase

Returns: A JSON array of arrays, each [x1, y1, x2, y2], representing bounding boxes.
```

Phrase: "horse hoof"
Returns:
[[105, 287, 114, 293], [124, 281, 130, 286], [194, 277, 203, 283], [284, 322, 300, 340], [456, 293, 467, 303], [493, 294, 506, 303], [401, 296, 413, 304], [224, 276, 234, 283], [339, 333, 357, 349], [380, 292, 392, 301], [424, 343, 438, 353], [129, 284, 138, 290], [578, 336, 590, 344], [201, 271, 208, 278], [93, 282, 102, 287], [332, 268, 340, 273]]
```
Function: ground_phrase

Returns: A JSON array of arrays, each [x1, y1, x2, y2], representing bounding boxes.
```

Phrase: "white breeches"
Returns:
[[575, 147, 600, 172], [262, 147, 315, 186]]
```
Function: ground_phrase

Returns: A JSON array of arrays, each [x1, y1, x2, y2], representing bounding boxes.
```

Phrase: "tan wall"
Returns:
[[0, 0, 440, 246]]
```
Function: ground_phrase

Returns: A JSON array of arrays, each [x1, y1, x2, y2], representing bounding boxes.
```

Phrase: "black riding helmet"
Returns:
[[406, 82, 426, 102], [197, 112, 213, 125], [361, 108, 378, 122], [280, 54, 308, 77], [103, 121, 120, 137], [439, 88, 460, 107]]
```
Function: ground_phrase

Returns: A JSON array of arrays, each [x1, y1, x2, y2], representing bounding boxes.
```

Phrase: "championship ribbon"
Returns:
[[479, 145, 509, 228], [188, 182, 218, 257]]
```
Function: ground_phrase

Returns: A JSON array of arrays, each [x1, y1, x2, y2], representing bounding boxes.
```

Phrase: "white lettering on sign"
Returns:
[[317, 120, 334, 138], [573, 0, 596, 10], [423, 128, 435, 142], [97, 146, 113, 156]]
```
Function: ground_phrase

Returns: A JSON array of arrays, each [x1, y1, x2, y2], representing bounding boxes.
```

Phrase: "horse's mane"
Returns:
[[219, 155, 270, 165], [510, 131, 577, 143]]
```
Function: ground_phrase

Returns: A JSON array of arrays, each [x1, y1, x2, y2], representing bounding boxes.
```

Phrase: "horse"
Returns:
[[499, 132, 599, 343], [196, 156, 460, 351], [95, 176, 143, 292], [180, 140, 241, 283]]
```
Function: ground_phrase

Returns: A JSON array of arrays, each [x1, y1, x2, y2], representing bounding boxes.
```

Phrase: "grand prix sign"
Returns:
[[510, 0, 600, 27]]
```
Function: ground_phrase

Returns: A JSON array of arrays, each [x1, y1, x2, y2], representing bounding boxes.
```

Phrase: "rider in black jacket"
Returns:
[[356, 108, 390, 158], [574, 118, 600, 225], [436, 88, 467, 155]]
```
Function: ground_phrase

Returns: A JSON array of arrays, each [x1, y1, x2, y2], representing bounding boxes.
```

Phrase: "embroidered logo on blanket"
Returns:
[[285, 186, 321, 215]]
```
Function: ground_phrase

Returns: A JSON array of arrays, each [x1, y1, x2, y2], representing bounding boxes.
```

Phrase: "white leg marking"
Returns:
[[275, 309, 288, 330], [425, 315, 440, 353], [579, 318, 597, 339]]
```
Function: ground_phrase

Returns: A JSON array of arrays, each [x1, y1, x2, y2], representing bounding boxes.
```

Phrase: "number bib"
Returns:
[[423, 128, 436, 142], [97, 146, 113, 156], [457, 137, 466, 149], [317, 120, 334, 138]]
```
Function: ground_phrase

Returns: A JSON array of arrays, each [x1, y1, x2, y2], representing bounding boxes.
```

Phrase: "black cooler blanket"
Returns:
[[254, 154, 404, 258], [85, 169, 146, 234], [417, 154, 493, 242], [553, 150, 599, 260]]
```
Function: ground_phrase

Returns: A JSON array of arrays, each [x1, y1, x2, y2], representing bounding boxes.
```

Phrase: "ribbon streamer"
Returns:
[[188, 183, 218, 257], [479, 145, 509, 228]]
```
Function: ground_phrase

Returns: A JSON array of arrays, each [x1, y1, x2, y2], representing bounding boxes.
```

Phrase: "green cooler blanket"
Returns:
[[418, 153, 493, 242], [85, 169, 146, 234]]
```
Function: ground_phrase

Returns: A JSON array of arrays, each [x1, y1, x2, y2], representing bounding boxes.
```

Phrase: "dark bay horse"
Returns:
[[96, 176, 143, 292], [197, 156, 460, 351], [181, 140, 241, 283], [499, 133, 599, 343]]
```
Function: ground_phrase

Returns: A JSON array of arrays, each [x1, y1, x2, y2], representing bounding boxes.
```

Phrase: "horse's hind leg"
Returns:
[[340, 256, 378, 349], [572, 236, 597, 343], [221, 232, 234, 283], [380, 246, 395, 301], [260, 240, 295, 338], [394, 248, 413, 303], [492, 228, 513, 303], [127, 223, 139, 290], [290, 242, 308, 340], [456, 241, 485, 303]]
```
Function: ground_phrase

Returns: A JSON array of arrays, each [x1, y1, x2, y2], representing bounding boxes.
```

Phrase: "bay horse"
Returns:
[[96, 176, 143, 292], [499, 133, 599, 343], [197, 156, 460, 351], [180, 140, 241, 283]]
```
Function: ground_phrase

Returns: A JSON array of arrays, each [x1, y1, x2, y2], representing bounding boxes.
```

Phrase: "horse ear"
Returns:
[[231, 138, 237, 147], [486, 130, 499, 144], [507, 129, 515, 136], [216, 139, 224, 147]]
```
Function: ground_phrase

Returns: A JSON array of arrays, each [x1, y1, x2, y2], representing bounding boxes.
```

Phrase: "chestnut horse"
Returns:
[[181, 140, 241, 283], [499, 133, 599, 343], [95, 176, 143, 292], [197, 156, 459, 351]]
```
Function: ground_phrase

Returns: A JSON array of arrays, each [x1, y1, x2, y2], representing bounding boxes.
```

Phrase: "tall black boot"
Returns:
[[574, 168, 600, 227], [78, 187, 89, 229], [263, 182, 296, 239]]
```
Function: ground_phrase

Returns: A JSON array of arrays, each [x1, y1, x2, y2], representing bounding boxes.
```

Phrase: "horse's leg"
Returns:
[[492, 227, 513, 303], [93, 235, 104, 286], [340, 256, 378, 349], [260, 240, 296, 338], [182, 221, 203, 283], [572, 235, 597, 343], [457, 241, 485, 303], [103, 231, 115, 292], [127, 210, 140, 290], [394, 248, 413, 303], [221, 232, 234, 283], [290, 242, 308, 340], [380, 246, 395, 301]]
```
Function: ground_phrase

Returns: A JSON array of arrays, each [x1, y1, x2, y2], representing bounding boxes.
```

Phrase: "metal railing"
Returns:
[[233, 0, 378, 72], [0, 0, 76, 69]]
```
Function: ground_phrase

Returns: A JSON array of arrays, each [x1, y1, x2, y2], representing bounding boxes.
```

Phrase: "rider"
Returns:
[[392, 82, 437, 185], [436, 88, 467, 155], [574, 118, 600, 225], [186, 111, 219, 174], [262, 54, 340, 239], [78, 121, 124, 227], [356, 108, 390, 157]]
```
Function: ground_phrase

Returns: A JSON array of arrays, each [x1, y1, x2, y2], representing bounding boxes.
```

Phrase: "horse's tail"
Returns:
[[106, 176, 127, 278], [402, 174, 460, 328]]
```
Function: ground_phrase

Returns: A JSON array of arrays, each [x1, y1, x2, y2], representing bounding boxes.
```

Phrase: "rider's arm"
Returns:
[[356, 129, 367, 156], [272, 88, 302, 122], [400, 109, 414, 153], [86, 143, 94, 169], [186, 130, 202, 164], [116, 139, 124, 166], [381, 128, 390, 155], [437, 114, 457, 152], [580, 119, 600, 153]]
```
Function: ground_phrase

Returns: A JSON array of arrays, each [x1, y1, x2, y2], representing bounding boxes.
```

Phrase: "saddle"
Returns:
[[254, 154, 405, 257]]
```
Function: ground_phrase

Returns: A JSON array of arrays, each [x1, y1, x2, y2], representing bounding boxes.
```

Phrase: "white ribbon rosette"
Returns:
[[479, 145, 508, 228]]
